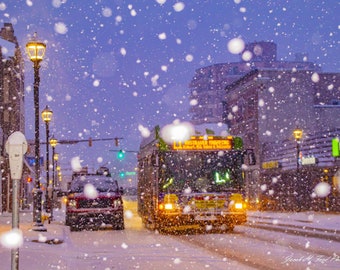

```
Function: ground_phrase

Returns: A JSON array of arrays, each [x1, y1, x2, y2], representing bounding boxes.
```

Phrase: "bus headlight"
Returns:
[[160, 193, 180, 212], [164, 203, 174, 210], [235, 202, 243, 209], [159, 202, 180, 213]]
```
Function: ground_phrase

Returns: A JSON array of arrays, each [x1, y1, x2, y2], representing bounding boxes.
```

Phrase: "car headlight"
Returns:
[[113, 199, 122, 208], [68, 198, 77, 208]]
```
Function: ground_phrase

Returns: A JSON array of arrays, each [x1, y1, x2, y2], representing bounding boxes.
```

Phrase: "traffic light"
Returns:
[[115, 138, 119, 146], [89, 137, 92, 147], [27, 176, 32, 183], [119, 171, 125, 178], [117, 150, 125, 160]]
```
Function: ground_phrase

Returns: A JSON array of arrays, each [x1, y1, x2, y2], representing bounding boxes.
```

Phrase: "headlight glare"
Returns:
[[235, 202, 243, 209], [68, 199, 77, 208], [164, 203, 174, 210]]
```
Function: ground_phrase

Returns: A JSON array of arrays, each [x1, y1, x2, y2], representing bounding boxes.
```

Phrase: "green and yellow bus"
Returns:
[[137, 126, 254, 233]]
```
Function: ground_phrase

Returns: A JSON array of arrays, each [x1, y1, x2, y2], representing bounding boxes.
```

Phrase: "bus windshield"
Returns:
[[159, 151, 244, 193]]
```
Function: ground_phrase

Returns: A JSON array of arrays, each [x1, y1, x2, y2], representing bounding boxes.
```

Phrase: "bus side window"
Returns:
[[151, 153, 157, 166], [248, 150, 256, 165]]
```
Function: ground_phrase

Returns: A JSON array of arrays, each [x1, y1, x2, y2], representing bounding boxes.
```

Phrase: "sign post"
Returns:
[[5, 131, 28, 270]]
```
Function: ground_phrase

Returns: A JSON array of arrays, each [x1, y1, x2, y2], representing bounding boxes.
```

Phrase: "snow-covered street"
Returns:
[[0, 198, 339, 269]]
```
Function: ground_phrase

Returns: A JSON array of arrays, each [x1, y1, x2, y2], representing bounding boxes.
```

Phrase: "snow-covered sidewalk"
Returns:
[[0, 209, 66, 245], [247, 210, 339, 233]]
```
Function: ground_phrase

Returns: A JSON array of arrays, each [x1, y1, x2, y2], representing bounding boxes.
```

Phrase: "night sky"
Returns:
[[1, 0, 339, 186]]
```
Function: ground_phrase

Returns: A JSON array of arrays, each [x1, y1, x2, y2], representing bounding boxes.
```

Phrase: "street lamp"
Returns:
[[53, 152, 59, 188], [50, 136, 58, 221], [293, 128, 303, 170], [57, 165, 62, 185], [41, 105, 53, 214], [293, 127, 303, 211], [26, 33, 46, 231]]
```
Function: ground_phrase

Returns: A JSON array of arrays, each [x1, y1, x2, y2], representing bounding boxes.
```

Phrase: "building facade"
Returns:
[[189, 41, 339, 211], [224, 69, 340, 211], [0, 23, 25, 212], [189, 41, 320, 125]]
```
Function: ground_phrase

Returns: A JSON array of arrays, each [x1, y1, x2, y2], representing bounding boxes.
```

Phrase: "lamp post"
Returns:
[[293, 127, 303, 211], [49, 136, 58, 221], [26, 33, 46, 231], [57, 166, 62, 186], [293, 128, 303, 170], [54, 153, 59, 188], [41, 105, 53, 213]]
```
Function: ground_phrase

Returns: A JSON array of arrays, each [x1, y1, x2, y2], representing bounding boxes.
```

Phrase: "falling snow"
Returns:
[[0, 0, 338, 269]]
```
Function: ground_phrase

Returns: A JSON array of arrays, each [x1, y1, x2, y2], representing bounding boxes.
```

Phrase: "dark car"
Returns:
[[65, 174, 124, 231]]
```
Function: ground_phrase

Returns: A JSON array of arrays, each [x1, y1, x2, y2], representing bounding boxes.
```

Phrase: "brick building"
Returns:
[[0, 23, 25, 212]]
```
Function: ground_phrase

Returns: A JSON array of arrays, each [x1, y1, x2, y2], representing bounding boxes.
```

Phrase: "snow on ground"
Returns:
[[0, 203, 253, 269], [247, 210, 339, 231], [0, 202, 338, 269]]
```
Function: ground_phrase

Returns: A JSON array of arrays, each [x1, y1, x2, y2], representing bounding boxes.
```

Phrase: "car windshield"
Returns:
[[70, 175, 119, 193]]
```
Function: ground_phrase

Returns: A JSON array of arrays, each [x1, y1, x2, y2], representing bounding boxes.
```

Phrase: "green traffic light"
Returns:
[[117, 150, 125, 160], [119, 172, 125, 178]]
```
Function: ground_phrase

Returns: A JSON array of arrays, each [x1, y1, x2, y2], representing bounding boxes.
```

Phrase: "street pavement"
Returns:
[[0, 207, 339, 245], [1, 203, 338, 270]]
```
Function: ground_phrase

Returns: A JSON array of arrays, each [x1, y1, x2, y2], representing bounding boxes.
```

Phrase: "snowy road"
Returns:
[[60, 199, 254, 269], [64, 227, 253, 269], [0, 199, 339, 269]]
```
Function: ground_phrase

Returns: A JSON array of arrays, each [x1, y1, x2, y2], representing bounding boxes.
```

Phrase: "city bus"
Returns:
[[137, 125, 255, 233]]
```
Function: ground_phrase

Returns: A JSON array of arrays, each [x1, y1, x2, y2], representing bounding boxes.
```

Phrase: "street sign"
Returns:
[[332, 138, 339, 157]]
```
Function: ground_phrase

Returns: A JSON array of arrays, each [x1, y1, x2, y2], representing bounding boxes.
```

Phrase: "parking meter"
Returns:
[[5, 131, 28, 180], [5, 131, 27, 270]]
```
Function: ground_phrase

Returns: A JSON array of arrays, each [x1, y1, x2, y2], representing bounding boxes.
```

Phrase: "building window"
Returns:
[[330, 99, 340, 105]]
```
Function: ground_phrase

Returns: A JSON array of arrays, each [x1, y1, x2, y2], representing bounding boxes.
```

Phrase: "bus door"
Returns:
[[150, 152, 160, 222]]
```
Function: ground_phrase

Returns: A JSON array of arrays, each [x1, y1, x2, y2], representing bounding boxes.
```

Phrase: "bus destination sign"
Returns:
[[172, 136, 233, 151]]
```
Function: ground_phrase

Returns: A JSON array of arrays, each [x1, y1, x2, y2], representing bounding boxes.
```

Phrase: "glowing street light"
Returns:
[[41, 105, 53, 214], [26, 32, 46, 231], [49, 136, 58, 221], [293, 128, 303, 170], [293, 127, 303, 211]]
